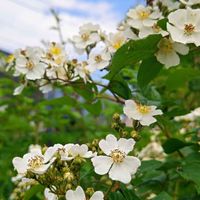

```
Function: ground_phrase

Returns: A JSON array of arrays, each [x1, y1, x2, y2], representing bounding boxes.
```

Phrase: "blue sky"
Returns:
[[0, 0, 144, 52]]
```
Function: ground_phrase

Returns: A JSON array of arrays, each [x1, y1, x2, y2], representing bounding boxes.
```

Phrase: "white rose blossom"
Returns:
[[153, 0, 180, 11], [12, 146, 57, 175], [127, 5, 162, 29], [106, 31, 127, 53], [167, 7, 200, 46], [138, 23, 168, 38], [72, 23, 100, 51], [155, 38, 189, 68], [15, 47, 47, 80], [88, 49, 111, 72], [92, 134, 141, 184], [180, 0, 200, 6], [123, 100, 163, 126], [65, 186, 104, 200]]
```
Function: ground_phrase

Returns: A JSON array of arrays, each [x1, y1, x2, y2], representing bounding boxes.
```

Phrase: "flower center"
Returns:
[[26, 60, 34, 70], [50, 46, 62, 56], [137, 104, 151, 114], [94, 55, 102, 63], [28, 155, 44, 169], [81, 33, 90, 41], [110, 149, 125, 163], [159, 38, 174, 53], [184, 24, 195, 36], [138, 10, 150, 20]]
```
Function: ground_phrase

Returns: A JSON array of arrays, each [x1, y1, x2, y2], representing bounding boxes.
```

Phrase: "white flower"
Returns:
[[155, 38, 189, 68], [127, 5, 162, 29], [106, 32, 127, 53], [180, 0, 200, 6], [12, 146, 57, 175], [75, 61, 91, 83], [138, 23, 168, 38], [92, 134, 141, 184], [65, 186, 104, 200], [88, 49, 111, 72], [72, 23, 100, 50], [44, 42, 67, 67], [167, 8, 200, 46], [44, 188, 58, 200], [123, 100, 163, 126], [52, 144, 74, 161], [68, 144, 95, 159], [153, 0, 180, 11], [15, 47, 47, 80]]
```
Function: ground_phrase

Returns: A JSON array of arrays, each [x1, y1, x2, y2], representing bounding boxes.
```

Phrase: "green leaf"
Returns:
[[166, 68, 200, 90], [106, 34, 162, 79], [24, 185, 44, 200], [108, 74, 132, 99], [153, 191, 172, 200], [162, 138, 189, 154], [179, 153, 200, 193], [82, 100, 102, 115], [137, 57, 163, 88]]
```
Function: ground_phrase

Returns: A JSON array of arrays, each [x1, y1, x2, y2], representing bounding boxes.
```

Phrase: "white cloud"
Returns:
[[0, 0, 120, 53]]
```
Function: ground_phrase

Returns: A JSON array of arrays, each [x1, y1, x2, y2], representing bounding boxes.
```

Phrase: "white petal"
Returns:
[[44, 147, 57, 163], [109, 162, 132, 184], [65, 186, 85, 200], [44, 188, 58, 200], [117, 138, 135, 154], [90, 191, 104, 200], [123, 156, 141, 175], [156, 50, 180, 68], [12, 157, 27, 174], [91, 156, 113, 175], [173, 43, 189, 55], [140, 116, 157, 126], [99, 134, 118, 155]]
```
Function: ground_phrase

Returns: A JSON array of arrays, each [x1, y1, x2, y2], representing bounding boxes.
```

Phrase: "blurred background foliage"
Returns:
[[0, 37, 200, 200]]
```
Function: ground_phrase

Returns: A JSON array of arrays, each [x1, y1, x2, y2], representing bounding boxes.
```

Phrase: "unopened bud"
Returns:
[[113, 113, 120, 121], [86, 187, 94, 197]]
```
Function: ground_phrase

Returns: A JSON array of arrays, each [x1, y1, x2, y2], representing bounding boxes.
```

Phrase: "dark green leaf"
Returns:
[[137, 57, 163, 88], [179, 153, 200, 193], [106, 34, 162, 79], [162, 138, 189, 154], [153, 191, 172, 200], [108, 74, 132, 99]]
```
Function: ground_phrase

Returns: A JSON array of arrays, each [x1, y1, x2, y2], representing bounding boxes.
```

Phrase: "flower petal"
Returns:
[[90, 191, 104, 200], [91, 156, 113, 175], [117, 138, 135, 154], [99, 134, 118, 155]]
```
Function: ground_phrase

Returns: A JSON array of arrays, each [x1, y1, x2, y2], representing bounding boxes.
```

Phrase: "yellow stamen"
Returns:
[[28, 156, 44, 169], [110, 149, 125, 163], [137, 104, 151, 114], [184, 24, 195, 36]]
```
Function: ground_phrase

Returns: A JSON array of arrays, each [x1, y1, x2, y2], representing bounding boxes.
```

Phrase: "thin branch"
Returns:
[[51, 9, 65, 45]]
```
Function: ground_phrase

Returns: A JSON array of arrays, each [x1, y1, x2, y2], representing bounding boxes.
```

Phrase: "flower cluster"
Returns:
[[12, 134, 140, 199], [6, 1, 200, 95]]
